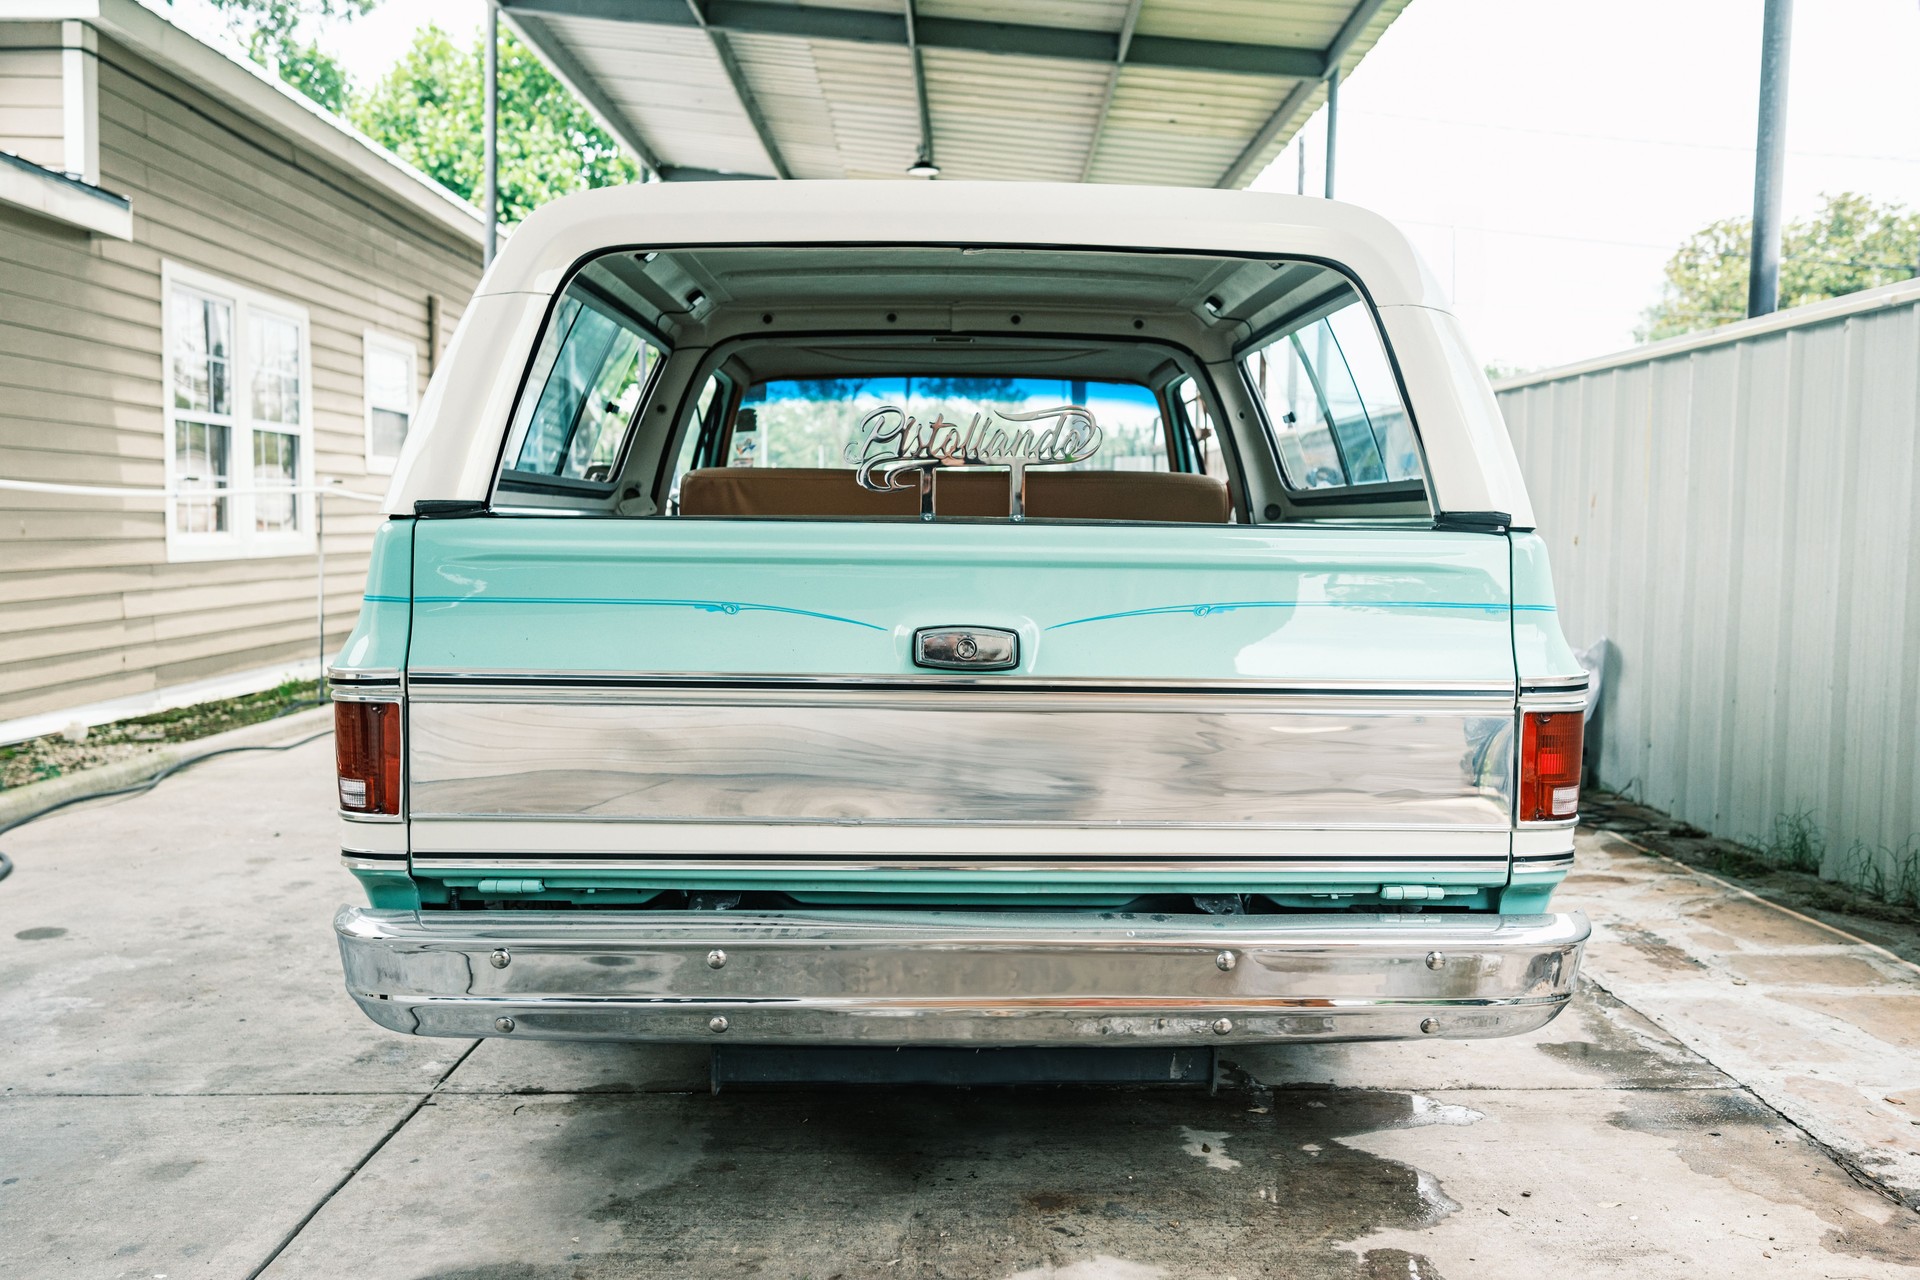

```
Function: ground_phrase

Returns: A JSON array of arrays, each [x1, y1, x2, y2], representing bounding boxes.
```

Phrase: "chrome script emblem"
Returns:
[[846, 404, 1102, 516], [913, 627, 1019, 671]]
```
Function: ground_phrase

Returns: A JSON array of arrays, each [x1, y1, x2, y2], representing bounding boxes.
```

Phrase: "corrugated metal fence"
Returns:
[[1497, 280, 1920, 898]]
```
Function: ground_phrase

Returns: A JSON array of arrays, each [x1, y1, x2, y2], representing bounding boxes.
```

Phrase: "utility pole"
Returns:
[[1747, 0, 1792, 317], [483, 0, 500, 267]]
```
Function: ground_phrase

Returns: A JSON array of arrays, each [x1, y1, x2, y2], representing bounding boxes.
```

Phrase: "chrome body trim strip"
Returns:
[[1518, 675, 1590, 693], [339, 818, 408, 855], [330, 685, 403, 704], [336, 907, 1588, 1046], [342, 853, 407, 871], [404, 668, 1521, 697], [406, 692, 1516, 829], [1517, 691, 1587, 714], [406, 855, 1511, 876], [327, 667, 402, 684], [406, 820, 1514, 860]]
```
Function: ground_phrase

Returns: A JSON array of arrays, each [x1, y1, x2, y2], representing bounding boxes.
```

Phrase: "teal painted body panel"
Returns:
[[1511, 532, 1582, 683], [334, 519, 413, 675], [407, 519, 1517, 683]]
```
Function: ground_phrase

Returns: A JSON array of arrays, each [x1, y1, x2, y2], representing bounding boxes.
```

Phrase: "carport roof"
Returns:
[[500, 0, 1410, 189]]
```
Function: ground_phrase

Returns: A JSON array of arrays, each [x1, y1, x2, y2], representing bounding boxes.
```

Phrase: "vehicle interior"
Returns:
[[490, 245, 1432, 525]]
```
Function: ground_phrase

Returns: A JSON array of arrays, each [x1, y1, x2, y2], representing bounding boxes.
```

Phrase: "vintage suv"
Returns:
[[331, 181, 1589, 1050]]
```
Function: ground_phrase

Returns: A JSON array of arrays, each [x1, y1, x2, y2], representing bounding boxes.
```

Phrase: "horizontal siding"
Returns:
[[0, 33, 63, 171], [1499, 296, 1920, 895], [0, 36, 482, 725]]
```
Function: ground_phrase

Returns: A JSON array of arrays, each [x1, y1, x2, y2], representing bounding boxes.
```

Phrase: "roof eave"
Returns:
[[2, 0, 490, 248]]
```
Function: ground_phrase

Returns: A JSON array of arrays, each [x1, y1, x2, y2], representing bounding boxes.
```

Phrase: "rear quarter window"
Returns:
[[1242, 297, 1420, 493]]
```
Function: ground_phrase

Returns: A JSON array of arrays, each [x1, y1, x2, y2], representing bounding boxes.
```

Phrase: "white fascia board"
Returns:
[[0, 0, 488, 248], [0, 149, 131, 237]]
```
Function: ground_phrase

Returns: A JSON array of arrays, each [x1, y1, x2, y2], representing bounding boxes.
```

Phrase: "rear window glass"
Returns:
[[504, 290, 663, 485], [733, 377, 1169, 472], [1242, 299, 1419, 491]]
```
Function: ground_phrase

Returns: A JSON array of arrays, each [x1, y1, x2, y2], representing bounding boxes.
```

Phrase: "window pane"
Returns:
[[366, 344, 412, 411], [509, 294, 659, 482], [1243, 297, 1418, 492], [250, 312, 303, 425], [252, 429, 299, 533], [170, 289, 232, 415], [371, 408, 410, 459], [174, 419, 229, 534]]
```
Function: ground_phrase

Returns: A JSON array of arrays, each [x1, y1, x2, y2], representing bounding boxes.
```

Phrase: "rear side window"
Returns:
[[504, 289, 664, 486], [1242, 298, 1419, 491]]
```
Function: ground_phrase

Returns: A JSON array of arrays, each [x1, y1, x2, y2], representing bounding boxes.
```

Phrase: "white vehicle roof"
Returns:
[[478, 180, 1449, 308], [394, 181, 1531, 525]]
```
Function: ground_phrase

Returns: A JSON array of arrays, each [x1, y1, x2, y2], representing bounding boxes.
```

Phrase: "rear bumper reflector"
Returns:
[[335, 906, 1588, 1046]]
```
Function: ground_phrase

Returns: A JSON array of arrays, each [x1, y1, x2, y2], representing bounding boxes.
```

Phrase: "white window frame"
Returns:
[[161, 261, 315, 562], [362, 329, 419, 475]]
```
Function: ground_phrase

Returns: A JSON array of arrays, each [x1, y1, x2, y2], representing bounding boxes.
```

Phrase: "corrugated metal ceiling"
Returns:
[[502, 0, 1411, 189]]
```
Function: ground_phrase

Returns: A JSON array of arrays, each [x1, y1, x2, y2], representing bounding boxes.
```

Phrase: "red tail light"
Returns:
[[1520, 710, 1583, 822], [335, 700, 402, 815]]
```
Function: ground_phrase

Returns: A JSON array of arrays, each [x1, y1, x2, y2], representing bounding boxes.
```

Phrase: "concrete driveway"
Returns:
[[3, 734, 1919, 1278]]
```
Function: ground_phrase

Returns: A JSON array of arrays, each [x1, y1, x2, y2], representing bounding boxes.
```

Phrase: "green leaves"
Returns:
[[349, 26, 638, 227], [1639, 192, 1920, 342]]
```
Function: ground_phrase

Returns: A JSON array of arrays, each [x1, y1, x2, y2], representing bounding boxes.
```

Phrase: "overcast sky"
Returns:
[[295, 0, 1920, 373]]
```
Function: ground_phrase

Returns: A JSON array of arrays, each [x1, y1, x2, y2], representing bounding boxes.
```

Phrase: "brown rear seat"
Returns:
[[934, 469, 1230, 523], [678, 466, 1230, 523], [679, 467, 920, 518]]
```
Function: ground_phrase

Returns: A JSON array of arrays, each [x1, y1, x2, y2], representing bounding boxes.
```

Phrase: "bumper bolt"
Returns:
[[708, 1015, 729, 1034], [1425, 951, 1445, 970], [707, 949, 728, 969], [1420, 1017, 1441, 1035], [489, 949, 511, 969], [494, 1016, 516, 1033], [1211, 1017, 1233, 1035], [1215, 950, 1236, 972]]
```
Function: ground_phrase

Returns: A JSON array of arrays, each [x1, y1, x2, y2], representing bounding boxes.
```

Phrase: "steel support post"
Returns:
[[1322, 66, 1339, 199], [483, 0, 500, 266], [1747, 0, 1792, 317]]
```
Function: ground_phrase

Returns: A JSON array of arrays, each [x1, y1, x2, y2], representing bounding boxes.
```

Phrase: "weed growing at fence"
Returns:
[[1761, 811, 1825, 874]]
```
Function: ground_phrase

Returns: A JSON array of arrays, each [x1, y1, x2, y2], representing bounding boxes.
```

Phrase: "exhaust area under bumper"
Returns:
[[336, 906, 1588, 1046]]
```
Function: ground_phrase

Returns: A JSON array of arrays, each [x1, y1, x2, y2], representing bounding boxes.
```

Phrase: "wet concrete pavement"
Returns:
[[3, 737, 1919, 1278]]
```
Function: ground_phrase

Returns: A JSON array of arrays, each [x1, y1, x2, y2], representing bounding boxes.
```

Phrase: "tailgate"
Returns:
[[403, 518, 1516, 898]]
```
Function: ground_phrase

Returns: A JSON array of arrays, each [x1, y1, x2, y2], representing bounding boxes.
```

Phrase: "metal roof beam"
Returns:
[[504, 10, 671, 177], [1078, 0, 1142, 183], [1214, 0, 1392, 188], [501, 0, 1323, 78], [687, 0, 792, 179]]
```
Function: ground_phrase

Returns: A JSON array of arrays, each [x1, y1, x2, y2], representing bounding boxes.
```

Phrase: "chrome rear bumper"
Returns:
[[335, 907, 1588, 1046]]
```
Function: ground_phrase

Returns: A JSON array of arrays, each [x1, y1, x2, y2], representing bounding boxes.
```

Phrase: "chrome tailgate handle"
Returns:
[[913, 627, 1018, 671]]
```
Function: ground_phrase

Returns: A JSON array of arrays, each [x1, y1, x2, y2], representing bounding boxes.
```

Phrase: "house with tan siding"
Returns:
[[0, 0, 486, 741]]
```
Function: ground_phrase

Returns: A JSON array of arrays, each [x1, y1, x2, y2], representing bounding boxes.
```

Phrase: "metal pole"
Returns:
[[482, 1, 499, 266], [315, 485, 326, 698], [1747, 0, 1792, 317], [1296, 134, 1306, 195], [1322, 66, 1339, 200]]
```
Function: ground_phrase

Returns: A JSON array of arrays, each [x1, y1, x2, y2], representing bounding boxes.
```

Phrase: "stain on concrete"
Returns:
[[1608, 926, 1707, 972], [1355, 1248, 1444, 1278], [11, 927, 66, 941], [1536, 983, 1730, 1088], [1608, 1089, 1920, 1262], [380, 1086, 1482, 1280]]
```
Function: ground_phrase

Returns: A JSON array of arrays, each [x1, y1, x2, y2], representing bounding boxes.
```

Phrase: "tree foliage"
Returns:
[[350, 26, 638, 226], [198, 0, 366, 113], [1639, 192, 1920, 341]]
